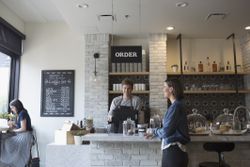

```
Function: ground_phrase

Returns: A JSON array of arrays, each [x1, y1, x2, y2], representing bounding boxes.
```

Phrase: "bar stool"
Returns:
[[199, 142, 235, 167]]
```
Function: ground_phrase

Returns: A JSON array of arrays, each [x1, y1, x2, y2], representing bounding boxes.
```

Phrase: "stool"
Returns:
[[199, 142, 235, 167]]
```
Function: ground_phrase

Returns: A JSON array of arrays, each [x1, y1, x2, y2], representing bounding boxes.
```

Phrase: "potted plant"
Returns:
[[0, 112, 15, 130], [70, 130, 86, 145]]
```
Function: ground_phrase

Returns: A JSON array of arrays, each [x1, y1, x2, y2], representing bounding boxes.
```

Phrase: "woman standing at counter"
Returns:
[[146, 79, 190, 167], [0, 99, 33, 167]]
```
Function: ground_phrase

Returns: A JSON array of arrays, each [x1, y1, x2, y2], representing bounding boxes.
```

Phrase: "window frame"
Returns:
[[0, 17, 25, 110]]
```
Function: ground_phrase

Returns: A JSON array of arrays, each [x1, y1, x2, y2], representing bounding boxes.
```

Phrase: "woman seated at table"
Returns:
[[0, 99, 33, 167]]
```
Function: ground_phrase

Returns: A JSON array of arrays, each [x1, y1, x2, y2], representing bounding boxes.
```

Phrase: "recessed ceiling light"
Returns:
[[166, 26, 175, 31], [83, 4, 89, 8], [76, 3, 89, 8], [245, 26, 250, 30], [176, 2, 188, 7]]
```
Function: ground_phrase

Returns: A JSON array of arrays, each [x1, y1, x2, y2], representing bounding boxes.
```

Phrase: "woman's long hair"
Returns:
[[165, 79, 184, 100], [9, 99, 27, 114]]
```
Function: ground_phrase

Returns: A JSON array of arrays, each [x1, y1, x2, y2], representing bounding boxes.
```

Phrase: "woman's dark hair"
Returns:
[[164, 79, 184, 100], [9, 99, 26, 114]]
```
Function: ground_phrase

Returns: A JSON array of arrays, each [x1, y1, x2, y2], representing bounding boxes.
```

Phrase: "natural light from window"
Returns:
[[0, 52, 11, 112]]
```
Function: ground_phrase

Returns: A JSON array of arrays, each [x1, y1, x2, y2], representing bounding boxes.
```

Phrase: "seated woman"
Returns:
[[0, 99, 33, 167]]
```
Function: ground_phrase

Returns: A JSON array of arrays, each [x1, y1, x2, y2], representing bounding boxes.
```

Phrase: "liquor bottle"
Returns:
[[212, 61, 217, 72], [226, 61, 231, 71], [183, 61, 189, 72], [198, 61, 203, 72], [206, 57, 211, 72]]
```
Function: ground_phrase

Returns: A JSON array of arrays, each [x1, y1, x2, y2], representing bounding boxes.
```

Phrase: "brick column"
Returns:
[[84, 34, 110, 128], [149, 33, 168, 115], [239, 32, 250, 109]]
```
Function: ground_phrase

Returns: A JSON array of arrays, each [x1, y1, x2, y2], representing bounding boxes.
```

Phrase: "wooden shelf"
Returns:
[[184, 90, 236, 94], [109, 90, 150, 94], [167, 71, 250, 76], [184, 89, 250, 94], [109, 72, 149, 76], [238, 89, 250, 93]]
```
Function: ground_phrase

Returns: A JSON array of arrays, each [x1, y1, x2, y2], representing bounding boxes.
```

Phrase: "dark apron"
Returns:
[[111, 99, 138, 133]]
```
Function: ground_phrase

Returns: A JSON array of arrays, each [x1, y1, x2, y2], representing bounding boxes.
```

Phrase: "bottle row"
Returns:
[[111, 63, 147, 73], [112, 83, 146, 91], [174, 57, 243, 73]]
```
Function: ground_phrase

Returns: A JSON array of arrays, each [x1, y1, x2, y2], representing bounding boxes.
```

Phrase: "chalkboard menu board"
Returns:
[[41, 70, 74, 117]]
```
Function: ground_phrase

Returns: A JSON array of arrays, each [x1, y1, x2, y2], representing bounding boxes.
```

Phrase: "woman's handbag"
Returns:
[[31, 131, 40, 167]]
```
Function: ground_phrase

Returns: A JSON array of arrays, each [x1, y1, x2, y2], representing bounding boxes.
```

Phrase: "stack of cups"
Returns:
[[134, 83, 146, 91]]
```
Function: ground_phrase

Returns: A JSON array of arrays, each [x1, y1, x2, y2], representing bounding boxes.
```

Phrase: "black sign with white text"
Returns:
[[111, 46, 142, 63], [41, 70, 74, 117]]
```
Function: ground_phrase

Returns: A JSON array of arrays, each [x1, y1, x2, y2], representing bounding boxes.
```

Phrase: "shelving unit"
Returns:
[[109, 90, 150, 94], [167, 71, 250, 76], [167, 34, 248, 118], [167, 71, 250, 94], [109, 72, 149, 76], [108, 66, 150, 108]]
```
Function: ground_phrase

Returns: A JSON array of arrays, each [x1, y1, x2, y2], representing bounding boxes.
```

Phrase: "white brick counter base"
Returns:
[[90, 142, 161, 167], [83, 133, 250, 167]]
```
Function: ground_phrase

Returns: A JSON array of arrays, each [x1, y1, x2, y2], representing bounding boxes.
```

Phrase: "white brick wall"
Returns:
[[239, 32, 250, 109], [90, 142, 161, 167], [85, 34, 110, 128], [149, 34, 168, 115]]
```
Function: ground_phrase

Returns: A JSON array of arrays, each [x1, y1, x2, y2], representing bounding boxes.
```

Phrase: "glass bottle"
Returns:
[[183, 61, 189, 72], [212, 61, 217, 72], [198, 61, 203, 72], [226, 61, 231, 71], [206, 57, 211, 72], [149, 118, 155, 128]]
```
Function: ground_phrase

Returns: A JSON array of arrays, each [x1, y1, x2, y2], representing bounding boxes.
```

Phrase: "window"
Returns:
[[0, 17, 25, 111], [0, 52, 11, 112]]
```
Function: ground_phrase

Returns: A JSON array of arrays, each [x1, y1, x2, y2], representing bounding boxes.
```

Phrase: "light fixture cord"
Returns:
[[139, 0, 142, 36], [111, 0, 114, 46], [94, 57, 97, 76]]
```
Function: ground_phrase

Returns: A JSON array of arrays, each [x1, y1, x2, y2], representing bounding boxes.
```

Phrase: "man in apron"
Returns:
[[108, 78, 144, 133]]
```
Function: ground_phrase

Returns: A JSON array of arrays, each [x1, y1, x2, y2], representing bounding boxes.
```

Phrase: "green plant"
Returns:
[[0, 112, 15, 120]]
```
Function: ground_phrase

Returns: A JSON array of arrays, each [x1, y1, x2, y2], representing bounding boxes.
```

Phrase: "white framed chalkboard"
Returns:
[[40, 70, 74, 117]]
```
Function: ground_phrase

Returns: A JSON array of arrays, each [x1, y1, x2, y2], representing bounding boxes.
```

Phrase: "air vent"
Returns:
[[97, 14, 116, 21], [206, 13, 227, 21]]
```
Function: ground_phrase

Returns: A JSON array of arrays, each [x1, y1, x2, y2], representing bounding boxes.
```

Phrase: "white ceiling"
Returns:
[[1, 0, 250, 38]]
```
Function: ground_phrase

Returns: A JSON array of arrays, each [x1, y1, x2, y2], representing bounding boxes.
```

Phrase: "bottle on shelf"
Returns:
[[198, 61, 203, 72], [219, 62, 224, 72], [206, 57, 211, 72], [212, 61, 217, 72], [183, 61, 189, 72], [226, 61, 232, 71]]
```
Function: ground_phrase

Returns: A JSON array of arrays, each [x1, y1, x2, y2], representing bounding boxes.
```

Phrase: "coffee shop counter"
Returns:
[[81, 133, 250, 167]]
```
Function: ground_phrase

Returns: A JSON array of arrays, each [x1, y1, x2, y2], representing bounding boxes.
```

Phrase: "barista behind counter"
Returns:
[[108, 78, 144, 133]]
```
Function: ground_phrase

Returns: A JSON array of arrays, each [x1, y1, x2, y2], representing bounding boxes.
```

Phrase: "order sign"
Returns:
[[111, 46, 142, 63]]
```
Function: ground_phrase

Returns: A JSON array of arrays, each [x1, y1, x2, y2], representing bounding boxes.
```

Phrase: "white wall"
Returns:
[[0, 1, 24, 33], [20, 22, 85, 167]]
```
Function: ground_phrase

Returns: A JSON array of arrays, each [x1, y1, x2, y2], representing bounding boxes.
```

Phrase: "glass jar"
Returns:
[[123, 118, 135, 136], [212, 108, 233, 133], [187, 108, 208, 134]]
